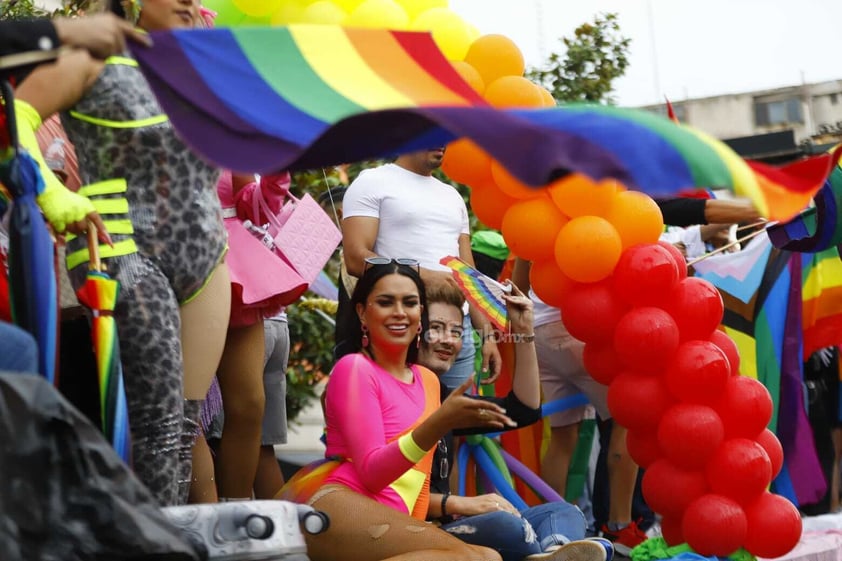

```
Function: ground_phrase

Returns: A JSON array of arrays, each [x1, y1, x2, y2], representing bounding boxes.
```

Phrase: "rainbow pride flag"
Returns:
[[131, 26, 841, 222], [768, 160, 842, 252], [801, 247, 842, 359], [440, 256, 508, 332]]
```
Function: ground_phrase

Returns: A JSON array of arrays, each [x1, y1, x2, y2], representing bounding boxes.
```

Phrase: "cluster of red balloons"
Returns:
[[555, 196, 800, 558], [443, 170, 803, 558]]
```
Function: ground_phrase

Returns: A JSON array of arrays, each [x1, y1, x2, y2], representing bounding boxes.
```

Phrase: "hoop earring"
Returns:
[[361, 324, 369, 348], [416, 330, 421, 349]]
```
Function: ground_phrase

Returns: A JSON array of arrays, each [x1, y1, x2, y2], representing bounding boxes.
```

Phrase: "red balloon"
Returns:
[[743, 492, 802, 558], [612, 244, 680, 307], [608, 372, 672, 432], [582, 343, 622, 385], [560, 280, 628, 345], [715, 376, 774, 439], [613, 307, 680, 372], [706, 438, 772, 505], [660, 515, 685, 546], [709, 329, 740, 375], [682, 494, 747, 557], [756, 428, 784, 478], [666, 277, 724, 341], [657, 240, 688, 281], [612, 244, 678, 306], [658, 404, 724, 470], [664, 340, 730, 405], [642, 458, 708, 517], [626, 429, 661, 468]]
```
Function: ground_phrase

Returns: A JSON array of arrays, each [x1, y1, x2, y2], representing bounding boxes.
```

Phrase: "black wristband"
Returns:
[[441, 492, 451, 518]]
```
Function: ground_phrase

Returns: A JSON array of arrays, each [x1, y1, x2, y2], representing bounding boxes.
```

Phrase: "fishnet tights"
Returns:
[[305, 486, 501, 561]]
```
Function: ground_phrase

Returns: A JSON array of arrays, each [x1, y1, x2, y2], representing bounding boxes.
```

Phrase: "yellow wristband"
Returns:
[[398, 433, 427, 463]]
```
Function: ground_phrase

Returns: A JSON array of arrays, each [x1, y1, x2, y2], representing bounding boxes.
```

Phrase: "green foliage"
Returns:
[[527, 12, 631, 104], [284, 300, 335, 424], [0, 0, 48, 18], [0, 0, 96, 19]]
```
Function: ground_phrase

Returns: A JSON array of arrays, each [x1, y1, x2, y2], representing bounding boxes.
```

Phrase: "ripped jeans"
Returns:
[[441, 502, 587, 561]]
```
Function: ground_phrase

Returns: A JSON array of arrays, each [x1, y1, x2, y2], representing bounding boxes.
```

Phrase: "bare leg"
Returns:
[[188, 434, 218, 503], [606, 424, 638, 525], [179, 263, 231, 502], [254, 445, 284, 499], [181, 263, 231, 400], [831, 427, 842, 512], [216, 321, 266, 499], [306, 486, 501, 561], [541, 423, 581, 501]]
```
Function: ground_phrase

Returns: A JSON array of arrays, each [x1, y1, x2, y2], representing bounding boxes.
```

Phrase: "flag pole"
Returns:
[[686, 227, 768, 267]]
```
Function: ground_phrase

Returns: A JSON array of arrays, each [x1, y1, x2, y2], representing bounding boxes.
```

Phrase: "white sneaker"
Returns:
[[524, 540, 607, 561]]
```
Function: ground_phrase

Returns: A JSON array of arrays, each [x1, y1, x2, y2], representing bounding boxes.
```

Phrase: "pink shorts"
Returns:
[[536, 320, 610, 427]]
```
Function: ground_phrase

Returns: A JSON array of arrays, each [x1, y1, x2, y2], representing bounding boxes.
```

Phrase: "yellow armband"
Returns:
[[398, 433, 427, 463], [14, 99, 95, 233]]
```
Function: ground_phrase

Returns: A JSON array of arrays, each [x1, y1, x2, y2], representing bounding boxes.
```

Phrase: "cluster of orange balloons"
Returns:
[[450, 34, 555, 108]]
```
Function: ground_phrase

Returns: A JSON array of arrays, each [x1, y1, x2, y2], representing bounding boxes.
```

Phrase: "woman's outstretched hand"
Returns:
[[437, 377, 516, 431]]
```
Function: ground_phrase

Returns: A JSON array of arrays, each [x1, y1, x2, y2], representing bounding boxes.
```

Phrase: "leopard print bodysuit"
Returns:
[[61, 56, 226, 506]]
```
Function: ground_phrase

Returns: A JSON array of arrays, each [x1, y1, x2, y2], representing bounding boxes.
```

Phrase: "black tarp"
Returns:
[[0, 372, 201, 561]]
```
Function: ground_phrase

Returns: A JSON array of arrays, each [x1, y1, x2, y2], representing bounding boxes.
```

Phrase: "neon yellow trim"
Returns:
[[180, 246, 229, 305], [389, 468, 426, 514], [79, 179, 127, 197], [90, 198, 129, 215], [65, 219, 134, 242], [66, 239, 138, 269], [68, 110, 168, 129], [397, 433, 426, 464], [105, 56, 139, 67]]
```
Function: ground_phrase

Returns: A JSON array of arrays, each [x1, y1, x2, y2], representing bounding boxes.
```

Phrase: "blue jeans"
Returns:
[[441, 502, 587, 561], [0, 321, 38, 374], [439, 314, 476, 391]]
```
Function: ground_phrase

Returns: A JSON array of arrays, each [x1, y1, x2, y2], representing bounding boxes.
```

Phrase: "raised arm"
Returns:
[[341, 216, 380, 277], [14, 52, 109, 239]]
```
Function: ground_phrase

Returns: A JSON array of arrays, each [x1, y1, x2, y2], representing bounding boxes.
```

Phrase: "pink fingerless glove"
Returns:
[[235, 171, 291, 224]]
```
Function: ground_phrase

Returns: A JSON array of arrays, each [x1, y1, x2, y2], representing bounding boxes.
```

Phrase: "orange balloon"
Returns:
[[484, 76, 544, 108], [451, 60, 484, 94], [490, 159, 545, 199], [548, 175, 617, 218], [555, 216, 622, 283], [605, 190, 665, 249], [501, 196, 569, 262], [529, 259, 577, 308], [441, 138, 492, 187], [470, 181, 518, 230], [464, 34, 525, 86], [538, 86, 556, 107]]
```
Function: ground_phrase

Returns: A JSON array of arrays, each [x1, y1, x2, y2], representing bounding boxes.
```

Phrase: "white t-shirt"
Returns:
[[528, 289, 562, 328], [343, 163, 470, 272]]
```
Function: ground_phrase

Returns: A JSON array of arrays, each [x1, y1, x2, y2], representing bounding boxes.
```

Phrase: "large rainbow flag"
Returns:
[[699, 245, 827, 505], [130, 26, 841, 222], [801, 247, 842, 359], [768, 159, 842, 252]]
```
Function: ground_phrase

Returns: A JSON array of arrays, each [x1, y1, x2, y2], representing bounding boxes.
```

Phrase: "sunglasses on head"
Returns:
[[364, 257, 421, 274]]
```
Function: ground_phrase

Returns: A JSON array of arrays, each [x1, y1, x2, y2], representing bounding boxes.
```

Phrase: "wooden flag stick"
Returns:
[[686, 227, 768, 267], [735, 219, 773, 232]]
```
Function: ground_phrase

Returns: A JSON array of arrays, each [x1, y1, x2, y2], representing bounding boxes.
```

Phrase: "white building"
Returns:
[[641, 79, 842, 160]]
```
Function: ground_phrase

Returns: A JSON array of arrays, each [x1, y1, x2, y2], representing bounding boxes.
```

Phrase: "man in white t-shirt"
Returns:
[[342, 148, 501, 389]]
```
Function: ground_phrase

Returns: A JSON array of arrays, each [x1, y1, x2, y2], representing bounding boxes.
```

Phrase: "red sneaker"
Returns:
[[600, 521, 647, 557]]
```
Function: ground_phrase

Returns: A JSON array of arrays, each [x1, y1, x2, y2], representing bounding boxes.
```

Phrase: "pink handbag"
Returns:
[[249, 182, 342, 286]]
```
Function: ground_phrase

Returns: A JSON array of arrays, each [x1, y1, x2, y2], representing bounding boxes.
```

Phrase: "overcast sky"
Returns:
[[450, 0, 842, 107]]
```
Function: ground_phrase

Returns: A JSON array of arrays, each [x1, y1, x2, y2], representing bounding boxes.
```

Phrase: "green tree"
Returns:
[[0, 0, 96, 19], [527, 12, 631, 104]]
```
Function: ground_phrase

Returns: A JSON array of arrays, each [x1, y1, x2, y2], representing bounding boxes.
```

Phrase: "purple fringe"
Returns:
[[201, 377, 223, 433]]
